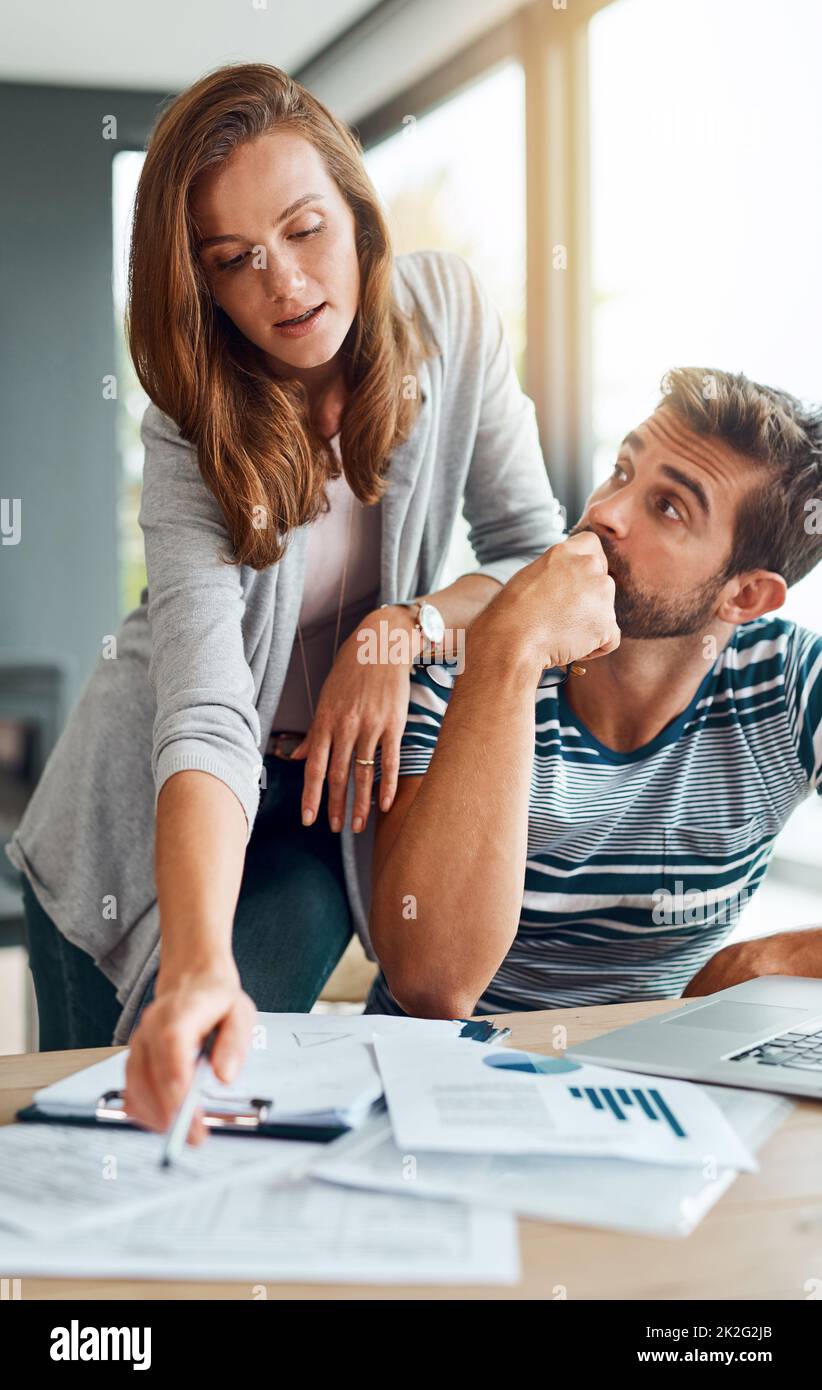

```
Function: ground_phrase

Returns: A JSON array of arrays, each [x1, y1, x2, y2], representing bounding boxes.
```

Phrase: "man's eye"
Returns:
[[658, 497, 683, 521], [612, 462, 627, 481]]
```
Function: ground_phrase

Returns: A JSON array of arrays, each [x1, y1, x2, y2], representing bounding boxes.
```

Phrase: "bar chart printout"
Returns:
[[374, 1039, 757, 1168], [568, 1084, 687, 1139], [484, 1051, 689, 1141]]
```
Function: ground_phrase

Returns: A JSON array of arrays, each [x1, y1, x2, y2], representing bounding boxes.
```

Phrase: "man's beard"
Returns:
[[569, 524, 724, 639]]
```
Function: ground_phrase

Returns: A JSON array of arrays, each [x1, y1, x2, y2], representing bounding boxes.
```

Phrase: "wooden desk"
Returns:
[[1, 998, 820, 1300]]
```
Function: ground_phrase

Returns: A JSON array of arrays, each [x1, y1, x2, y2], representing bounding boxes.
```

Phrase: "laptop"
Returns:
[[566, 976, 822, 1099]]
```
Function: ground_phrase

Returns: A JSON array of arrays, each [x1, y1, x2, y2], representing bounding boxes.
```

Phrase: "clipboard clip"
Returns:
[[96, 1089, 274, 1131]]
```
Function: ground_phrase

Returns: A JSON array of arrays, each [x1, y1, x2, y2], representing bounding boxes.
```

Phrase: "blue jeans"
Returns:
[[22, 754, 354, 1050]]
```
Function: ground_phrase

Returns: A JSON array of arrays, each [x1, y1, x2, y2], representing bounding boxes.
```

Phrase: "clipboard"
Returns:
[[14, 1017, 511, 1144], [15, 1091, 350, 1143]]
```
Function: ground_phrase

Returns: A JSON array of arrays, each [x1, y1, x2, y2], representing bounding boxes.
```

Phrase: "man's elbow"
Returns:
[[369, 902, 480, 1018], [385, 970, 479, 1021]]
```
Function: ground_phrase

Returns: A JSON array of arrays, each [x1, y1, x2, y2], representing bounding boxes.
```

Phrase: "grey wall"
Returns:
[[0, 80, 172, 715]]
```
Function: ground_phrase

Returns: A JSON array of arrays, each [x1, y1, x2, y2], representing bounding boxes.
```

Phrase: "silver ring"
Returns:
[[353, 757, 376, 766]]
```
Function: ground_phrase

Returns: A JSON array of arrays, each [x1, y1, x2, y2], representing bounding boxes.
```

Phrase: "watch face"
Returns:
[[419, 602, 445, 643]]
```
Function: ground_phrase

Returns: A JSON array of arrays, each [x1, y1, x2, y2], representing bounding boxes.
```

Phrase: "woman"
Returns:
[[6, 62, 563, 1140]]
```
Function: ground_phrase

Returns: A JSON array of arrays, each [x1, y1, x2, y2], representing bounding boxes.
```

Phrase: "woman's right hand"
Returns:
[[123, 967, 256, 1146]]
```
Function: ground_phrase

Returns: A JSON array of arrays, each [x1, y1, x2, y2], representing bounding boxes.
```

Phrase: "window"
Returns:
[[365, 60, 526, 584], [112, 150, 150, 613], [588, 0, 822, 899], [365, 61, 526, 376]]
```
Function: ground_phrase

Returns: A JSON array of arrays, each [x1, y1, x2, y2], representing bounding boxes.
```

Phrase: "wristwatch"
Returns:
[[382, 599, 446, 645]]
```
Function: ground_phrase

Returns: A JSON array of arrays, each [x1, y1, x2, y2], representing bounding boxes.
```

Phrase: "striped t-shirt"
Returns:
[[366, 616, 822, 1015]]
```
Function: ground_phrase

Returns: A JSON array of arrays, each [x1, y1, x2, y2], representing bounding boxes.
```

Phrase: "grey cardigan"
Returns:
[[6, 249, 563, 1045]]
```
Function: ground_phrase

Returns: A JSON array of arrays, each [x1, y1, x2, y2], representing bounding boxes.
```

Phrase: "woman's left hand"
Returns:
[[289, 606, 419, 834]]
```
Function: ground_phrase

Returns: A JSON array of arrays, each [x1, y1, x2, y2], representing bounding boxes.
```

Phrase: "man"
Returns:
[[366, 367, 822, 1017]]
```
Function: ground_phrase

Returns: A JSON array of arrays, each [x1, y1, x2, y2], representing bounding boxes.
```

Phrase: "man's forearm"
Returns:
[[758, 927, 822, 976], [683, 925, 822, 996], [370, 643, 538, 1017]]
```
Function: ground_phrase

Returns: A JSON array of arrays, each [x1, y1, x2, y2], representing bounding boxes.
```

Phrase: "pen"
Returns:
[[159, 1025, 220, 1169]]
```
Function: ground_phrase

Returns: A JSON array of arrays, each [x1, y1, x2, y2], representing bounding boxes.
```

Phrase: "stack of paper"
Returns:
[[0, 1015, 522, 1285], [0, 1012, 796, 1285], [371, 1036, 760, 1167], [0, 1126, 519, 1284], [303, 1034, 795, 1239], [309, 1094, 790, 1239]]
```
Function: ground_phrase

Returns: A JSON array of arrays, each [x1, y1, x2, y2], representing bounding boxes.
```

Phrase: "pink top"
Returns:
[[270, 433, 382, 733]]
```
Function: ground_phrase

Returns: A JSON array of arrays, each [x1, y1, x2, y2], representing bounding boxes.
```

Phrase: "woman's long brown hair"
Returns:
[[126, 62, 430, 568]]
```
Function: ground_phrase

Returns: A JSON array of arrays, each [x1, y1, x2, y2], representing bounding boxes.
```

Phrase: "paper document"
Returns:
[[374, 1038, 758, 1170], [311, 1086, 794, 1238], [0, 1167, 520, 1285], [0, 1122, 313, 1239]]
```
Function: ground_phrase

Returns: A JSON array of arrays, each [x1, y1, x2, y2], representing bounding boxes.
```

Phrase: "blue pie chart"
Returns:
[[483, 1050, 582, 1075]]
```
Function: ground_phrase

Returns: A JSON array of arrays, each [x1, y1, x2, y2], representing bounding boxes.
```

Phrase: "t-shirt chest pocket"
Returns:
[[660, 814, 771, 901]]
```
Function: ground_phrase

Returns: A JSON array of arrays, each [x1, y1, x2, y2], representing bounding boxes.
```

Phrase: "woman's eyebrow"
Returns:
[[196, 193, 325, 251]]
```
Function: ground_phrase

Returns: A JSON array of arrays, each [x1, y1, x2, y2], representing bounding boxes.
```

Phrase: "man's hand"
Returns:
[[681, 928, 822, 997], [468, 531, 621, 674], [681, 939, 771, 997]]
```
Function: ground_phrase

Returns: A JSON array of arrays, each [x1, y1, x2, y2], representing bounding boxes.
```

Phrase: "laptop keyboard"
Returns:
[[729, 1017, 822, 1072]]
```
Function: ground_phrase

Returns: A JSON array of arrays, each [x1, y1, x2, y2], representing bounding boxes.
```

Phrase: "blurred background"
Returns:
[[2, 0, 821, 1051]]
